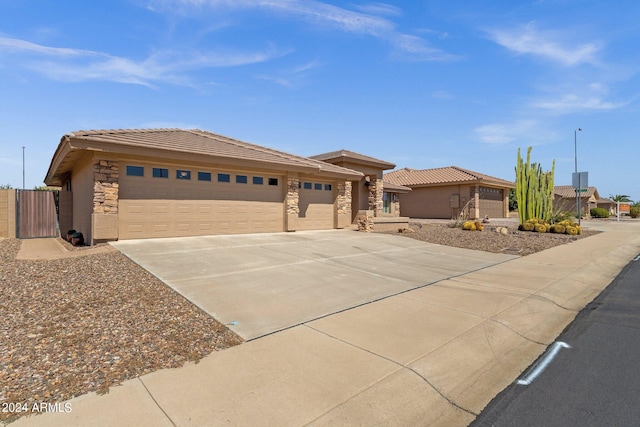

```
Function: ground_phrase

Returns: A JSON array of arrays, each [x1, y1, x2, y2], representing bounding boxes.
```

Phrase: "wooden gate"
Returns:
[[16, 190, 59, 238]]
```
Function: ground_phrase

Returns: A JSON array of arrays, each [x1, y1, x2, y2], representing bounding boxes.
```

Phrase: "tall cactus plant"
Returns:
[[516, 147, 555, 224]]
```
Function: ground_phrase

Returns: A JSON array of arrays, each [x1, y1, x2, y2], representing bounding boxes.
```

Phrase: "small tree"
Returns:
[[515, 147, 555, 224], [0, 184, 12, 189], [609, 194, 632, 203]]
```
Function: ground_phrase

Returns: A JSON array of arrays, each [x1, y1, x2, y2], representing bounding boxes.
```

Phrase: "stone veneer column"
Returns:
[[92, 160, 119, 243], [336, 180, 352, 228], [285, 175, 299, 231], [93, 160, 119, 214], [368, 176, 383, 216], [392, 197, 401, 217]]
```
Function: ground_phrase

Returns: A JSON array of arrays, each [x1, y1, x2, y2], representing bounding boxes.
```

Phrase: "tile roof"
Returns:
[[554, 185, 599, 199], [310, 149, 395, 170], [382, 181, 412, 193], [384, 166, 515, 188], [46, 128, 363, 185]]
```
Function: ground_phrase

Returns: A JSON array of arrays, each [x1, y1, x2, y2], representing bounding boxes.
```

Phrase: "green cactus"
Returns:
[[566, 226, 578, 235], [534, 224, 547, 233], [515, 147, 556, 226]]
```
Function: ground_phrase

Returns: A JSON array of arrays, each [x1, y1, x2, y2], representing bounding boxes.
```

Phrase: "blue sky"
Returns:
[[1, 0, 639, 201]]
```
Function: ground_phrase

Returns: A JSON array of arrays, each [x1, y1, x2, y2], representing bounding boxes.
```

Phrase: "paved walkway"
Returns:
[[9, 221, 640, 426], [16, 238, 115, 260]]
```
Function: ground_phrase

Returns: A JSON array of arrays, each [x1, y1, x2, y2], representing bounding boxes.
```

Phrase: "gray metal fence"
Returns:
[[16, 190, 59, 238]]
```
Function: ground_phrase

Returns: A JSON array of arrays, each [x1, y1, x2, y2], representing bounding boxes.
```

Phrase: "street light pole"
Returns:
[[574, 128, 582, 224], [22, 146, 25, 190]]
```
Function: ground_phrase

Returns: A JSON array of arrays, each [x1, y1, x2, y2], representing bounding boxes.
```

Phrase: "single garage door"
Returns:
[[479, 186, 505, 218], [298, 180, 335, 231], [119, 166, 284, 239]]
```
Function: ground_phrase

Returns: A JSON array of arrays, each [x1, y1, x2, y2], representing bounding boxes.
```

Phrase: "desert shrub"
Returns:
[[551, 224, 566, 234], [474, 221, 484, 231], [566, 226, 579, 235], [590, 207, 609, 218], [462, 221, 476, 231], [549, 209, 575, 224], [630, 206, 640, 219], [534, 224, 547, 233], [522, 222, 535, 231]]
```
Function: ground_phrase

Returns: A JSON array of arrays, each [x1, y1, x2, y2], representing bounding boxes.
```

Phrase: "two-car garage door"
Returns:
[[118, 167, 285, 239]]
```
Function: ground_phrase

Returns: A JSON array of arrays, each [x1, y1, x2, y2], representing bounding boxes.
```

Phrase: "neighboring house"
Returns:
[[44, 129, 364, 244], [553, 186, 610, 216], [384, 166, 515, 219], [310, 149, 410, 220]]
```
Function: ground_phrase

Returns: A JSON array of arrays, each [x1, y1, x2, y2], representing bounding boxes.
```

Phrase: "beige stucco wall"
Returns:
[[399, 185, 474, 219], [71, 155, 96, 244], [554, 195, 594, 216], [0, 189, 16, 238]]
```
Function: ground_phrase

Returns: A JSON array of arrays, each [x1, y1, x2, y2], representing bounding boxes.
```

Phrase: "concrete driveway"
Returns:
[[112, 229, 517, 340]]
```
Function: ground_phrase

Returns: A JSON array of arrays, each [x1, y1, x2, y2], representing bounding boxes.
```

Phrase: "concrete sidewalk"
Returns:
[[10, 221, 640, 426], [16, 238, 115, 260]]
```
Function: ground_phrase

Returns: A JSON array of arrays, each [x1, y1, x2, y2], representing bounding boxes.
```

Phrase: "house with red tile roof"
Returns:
[[45, 129, 365, 244], [384, 166, 515, 219]]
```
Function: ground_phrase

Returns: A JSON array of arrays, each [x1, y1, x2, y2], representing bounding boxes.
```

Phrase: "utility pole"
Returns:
[[574, 129, 581, 224], [22, 146, 25, 189]]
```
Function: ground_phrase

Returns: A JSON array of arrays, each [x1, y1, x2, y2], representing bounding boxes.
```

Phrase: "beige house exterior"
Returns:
[[553, 186, 610, 216], [384, 166, 514, 219], [310, 150, 410, 219], [45, 129, 363, 244]]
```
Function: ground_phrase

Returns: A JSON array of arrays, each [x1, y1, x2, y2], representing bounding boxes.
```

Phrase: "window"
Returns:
[[177, 170, 191, 180], [268, 178, 278, 186], [153, 168, 169, 178], [218, 173, 230, 183], [303, 182, 312, 190], [324, 184, 332, 191], [198, 172, 211, 181], [126, 165, 144, 177], [252, 176, 264, 185], [314, 183, 322, 190], [236, 175, 248, 184]]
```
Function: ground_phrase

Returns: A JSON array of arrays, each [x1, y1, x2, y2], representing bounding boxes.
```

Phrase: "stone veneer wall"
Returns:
[[392, 199, 401, 217], [286, 176, 300, 215], [93, 160, 119, 214], [368, 176, 383, 216], [336, 181, 352, 215]]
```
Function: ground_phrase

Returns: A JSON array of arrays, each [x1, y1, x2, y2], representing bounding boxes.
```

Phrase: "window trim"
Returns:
[[126, 165, 144, 177], [176, 170, 191, 180], [198, 171, 212, 181], [152, 167, 169, 178]]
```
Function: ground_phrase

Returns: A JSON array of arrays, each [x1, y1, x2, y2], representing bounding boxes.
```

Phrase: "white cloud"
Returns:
[[486, 22, 601, 66], [531, 93, 624, 113], [0, 36, 287, 87], [352, 3, 402, 17], [530, 82, 630, 114], [148, 0, 456, 61], [474, 120, 540, 145]]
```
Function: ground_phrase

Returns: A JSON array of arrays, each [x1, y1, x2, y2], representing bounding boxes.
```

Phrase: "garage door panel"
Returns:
[[297, 183, 335, 231], [119, 199, 284, 239]]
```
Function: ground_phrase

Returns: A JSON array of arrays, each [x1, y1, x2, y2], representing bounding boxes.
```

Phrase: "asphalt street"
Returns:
[[472, 253, 640, 427]]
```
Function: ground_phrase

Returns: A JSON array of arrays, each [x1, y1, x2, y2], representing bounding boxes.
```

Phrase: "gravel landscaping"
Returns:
[[376, 219, 600, 256], [0, 221, 601, 423], [0, 238, 242, 424]]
